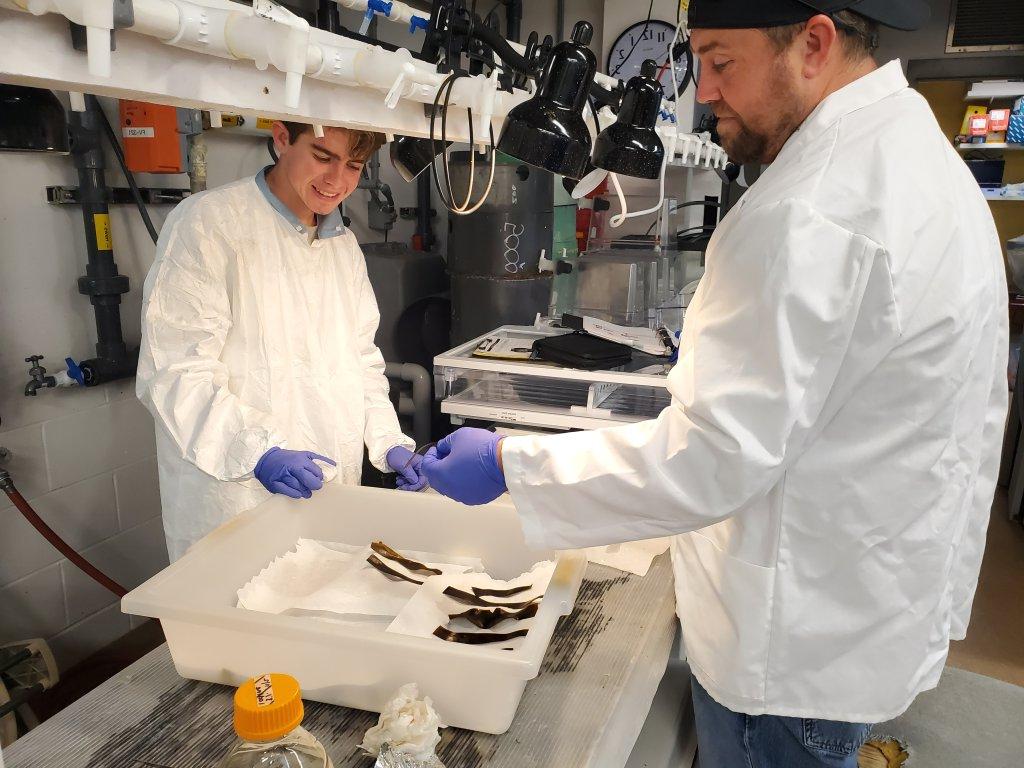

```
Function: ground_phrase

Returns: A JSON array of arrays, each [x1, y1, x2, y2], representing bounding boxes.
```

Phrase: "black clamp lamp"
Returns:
[[592, 59, 665, 180], [496, 20, 597, 180], [390, 134, 452, 182]]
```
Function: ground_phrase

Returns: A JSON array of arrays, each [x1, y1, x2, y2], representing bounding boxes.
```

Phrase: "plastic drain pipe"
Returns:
[[0, 469, 127, 598], [385, 363, 431, 448]]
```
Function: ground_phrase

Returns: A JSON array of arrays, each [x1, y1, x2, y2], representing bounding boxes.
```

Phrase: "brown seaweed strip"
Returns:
[[443, 586, 541, 609], [366, 554, 424, 585], [449, 603, 539, 629], [370, 541, 442, 576], [471, 584, 532, 598], [433, 626, 530, 645]]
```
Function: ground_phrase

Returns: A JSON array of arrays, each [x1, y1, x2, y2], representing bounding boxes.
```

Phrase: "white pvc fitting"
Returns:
[[384, 1, 418, 25], [312, 41, 361, 81], [283, 16, 311, 107], [25, 0, 115, 77], [226, 10, 311, 107], [166, 0, 233, 58]]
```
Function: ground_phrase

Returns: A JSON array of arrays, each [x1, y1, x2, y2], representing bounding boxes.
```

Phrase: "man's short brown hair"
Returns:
[[280, 121, 386, 162], [763, 10, 879, 59]]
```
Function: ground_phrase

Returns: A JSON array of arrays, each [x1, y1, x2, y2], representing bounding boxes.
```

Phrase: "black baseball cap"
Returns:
[[688, 0, 931, 32]]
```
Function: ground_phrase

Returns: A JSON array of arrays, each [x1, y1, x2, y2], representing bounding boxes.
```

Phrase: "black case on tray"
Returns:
[[532, 331, 633, 370]]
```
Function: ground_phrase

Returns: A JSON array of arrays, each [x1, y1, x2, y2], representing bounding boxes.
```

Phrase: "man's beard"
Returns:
[[715, 115, 773, 165], [713, 61, 803, 165]]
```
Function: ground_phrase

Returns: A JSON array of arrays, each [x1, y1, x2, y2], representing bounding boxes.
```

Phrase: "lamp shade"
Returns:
[[592, 59, 664, 180], [389, 134, 451, 182], [0, 85, 69, 153], [497, 21, 597, 179]]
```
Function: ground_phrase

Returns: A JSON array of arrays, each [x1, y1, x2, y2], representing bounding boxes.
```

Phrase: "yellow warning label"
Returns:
[[256, 117, 274, 131], [94, 214, 112, 251]]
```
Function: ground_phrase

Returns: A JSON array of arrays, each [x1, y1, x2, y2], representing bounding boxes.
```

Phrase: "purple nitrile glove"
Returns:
[[420, 428, 506, 506], [386, 445, 428, 492], [254, 447, 336, 499]]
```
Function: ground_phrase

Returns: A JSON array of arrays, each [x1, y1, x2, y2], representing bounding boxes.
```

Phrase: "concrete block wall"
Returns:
[[0, 77, 435, 671], [0, 94, 178, 672], [0, 97, 275, 673]]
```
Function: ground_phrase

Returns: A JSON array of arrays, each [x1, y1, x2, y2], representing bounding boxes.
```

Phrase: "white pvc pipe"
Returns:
[[4, 0, 719, 165], [335, 0, 424, 27], [132, 0, 180, 39]]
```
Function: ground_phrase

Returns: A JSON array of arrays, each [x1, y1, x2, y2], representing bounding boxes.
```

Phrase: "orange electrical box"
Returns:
[[119, 100, 188, 174]]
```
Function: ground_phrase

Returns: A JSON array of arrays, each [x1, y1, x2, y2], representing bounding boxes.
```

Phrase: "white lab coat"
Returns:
[[137, 175, 413, 562], [502, 61, 1008, 722]]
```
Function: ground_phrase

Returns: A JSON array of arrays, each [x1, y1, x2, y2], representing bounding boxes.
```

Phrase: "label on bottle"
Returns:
[[254, 674, 275, 706]]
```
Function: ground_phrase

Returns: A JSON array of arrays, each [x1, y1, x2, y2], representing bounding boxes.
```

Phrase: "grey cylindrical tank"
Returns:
[[451, 274, 553, 344], [446, 152, 554, 343]]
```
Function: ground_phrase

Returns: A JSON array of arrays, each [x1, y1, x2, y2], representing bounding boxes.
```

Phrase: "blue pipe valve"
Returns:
[[409, 15, 429, 34], [360, 0, 393, 35], [64, 357, 86, 387]]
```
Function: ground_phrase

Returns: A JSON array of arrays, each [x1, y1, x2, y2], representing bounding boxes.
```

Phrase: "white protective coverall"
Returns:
[[502, 61, 1009, 722], [137, 169, 413, 562]]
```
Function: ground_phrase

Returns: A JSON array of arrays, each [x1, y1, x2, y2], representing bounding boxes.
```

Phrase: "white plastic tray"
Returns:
[[121, 485, 586, 734]]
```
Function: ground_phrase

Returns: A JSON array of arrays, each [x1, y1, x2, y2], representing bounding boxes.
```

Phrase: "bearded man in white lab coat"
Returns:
[[137, 123, 426, 563], [422, 1, 1009, 765]]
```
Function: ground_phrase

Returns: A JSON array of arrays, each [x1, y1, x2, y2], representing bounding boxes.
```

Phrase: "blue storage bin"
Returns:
[[1009, 113, 1024, 145]]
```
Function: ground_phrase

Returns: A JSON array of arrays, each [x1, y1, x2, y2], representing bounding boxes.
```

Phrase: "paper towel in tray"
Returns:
[[237, 539, 484, 618], [387, 561, 555, 649], [585, 538, 670, 577]]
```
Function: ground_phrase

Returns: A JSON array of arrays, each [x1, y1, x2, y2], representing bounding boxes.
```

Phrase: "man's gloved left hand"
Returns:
[[421, 428, 506, 505], [387, 446, 428, 492]]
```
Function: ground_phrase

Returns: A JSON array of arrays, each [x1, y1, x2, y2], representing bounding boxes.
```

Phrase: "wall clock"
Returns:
[[607, 19, 690, 101]]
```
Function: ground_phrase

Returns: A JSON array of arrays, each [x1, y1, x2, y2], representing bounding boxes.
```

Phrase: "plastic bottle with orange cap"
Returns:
[[218, 672, 332, 768]]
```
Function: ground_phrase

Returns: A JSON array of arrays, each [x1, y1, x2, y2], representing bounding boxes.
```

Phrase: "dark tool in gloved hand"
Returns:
[[387, 445, 431, 492]]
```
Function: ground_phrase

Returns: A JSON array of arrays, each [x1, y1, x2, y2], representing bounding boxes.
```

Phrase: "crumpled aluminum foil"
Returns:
[[374, 744, 446, 768]]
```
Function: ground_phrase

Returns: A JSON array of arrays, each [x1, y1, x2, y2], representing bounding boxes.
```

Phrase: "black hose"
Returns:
[[645, 201, 722, 235], [90, 97, 159, 245], [453, 16, 533, 74]]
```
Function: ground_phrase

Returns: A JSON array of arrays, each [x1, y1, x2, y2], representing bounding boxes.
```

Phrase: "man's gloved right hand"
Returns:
[[254, 447, 336, 499]]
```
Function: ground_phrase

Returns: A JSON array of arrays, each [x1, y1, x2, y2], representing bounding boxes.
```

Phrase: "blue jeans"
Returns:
[[692, 677, 872, 768]]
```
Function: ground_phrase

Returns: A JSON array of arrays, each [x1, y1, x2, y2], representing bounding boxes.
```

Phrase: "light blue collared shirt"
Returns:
[[255, 165, 346, 240]]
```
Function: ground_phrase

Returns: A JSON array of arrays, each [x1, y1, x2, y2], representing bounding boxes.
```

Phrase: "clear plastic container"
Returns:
[[433, 326, 673, 431], [220, 725, 332, 768], [218, 673, 333, 768]]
